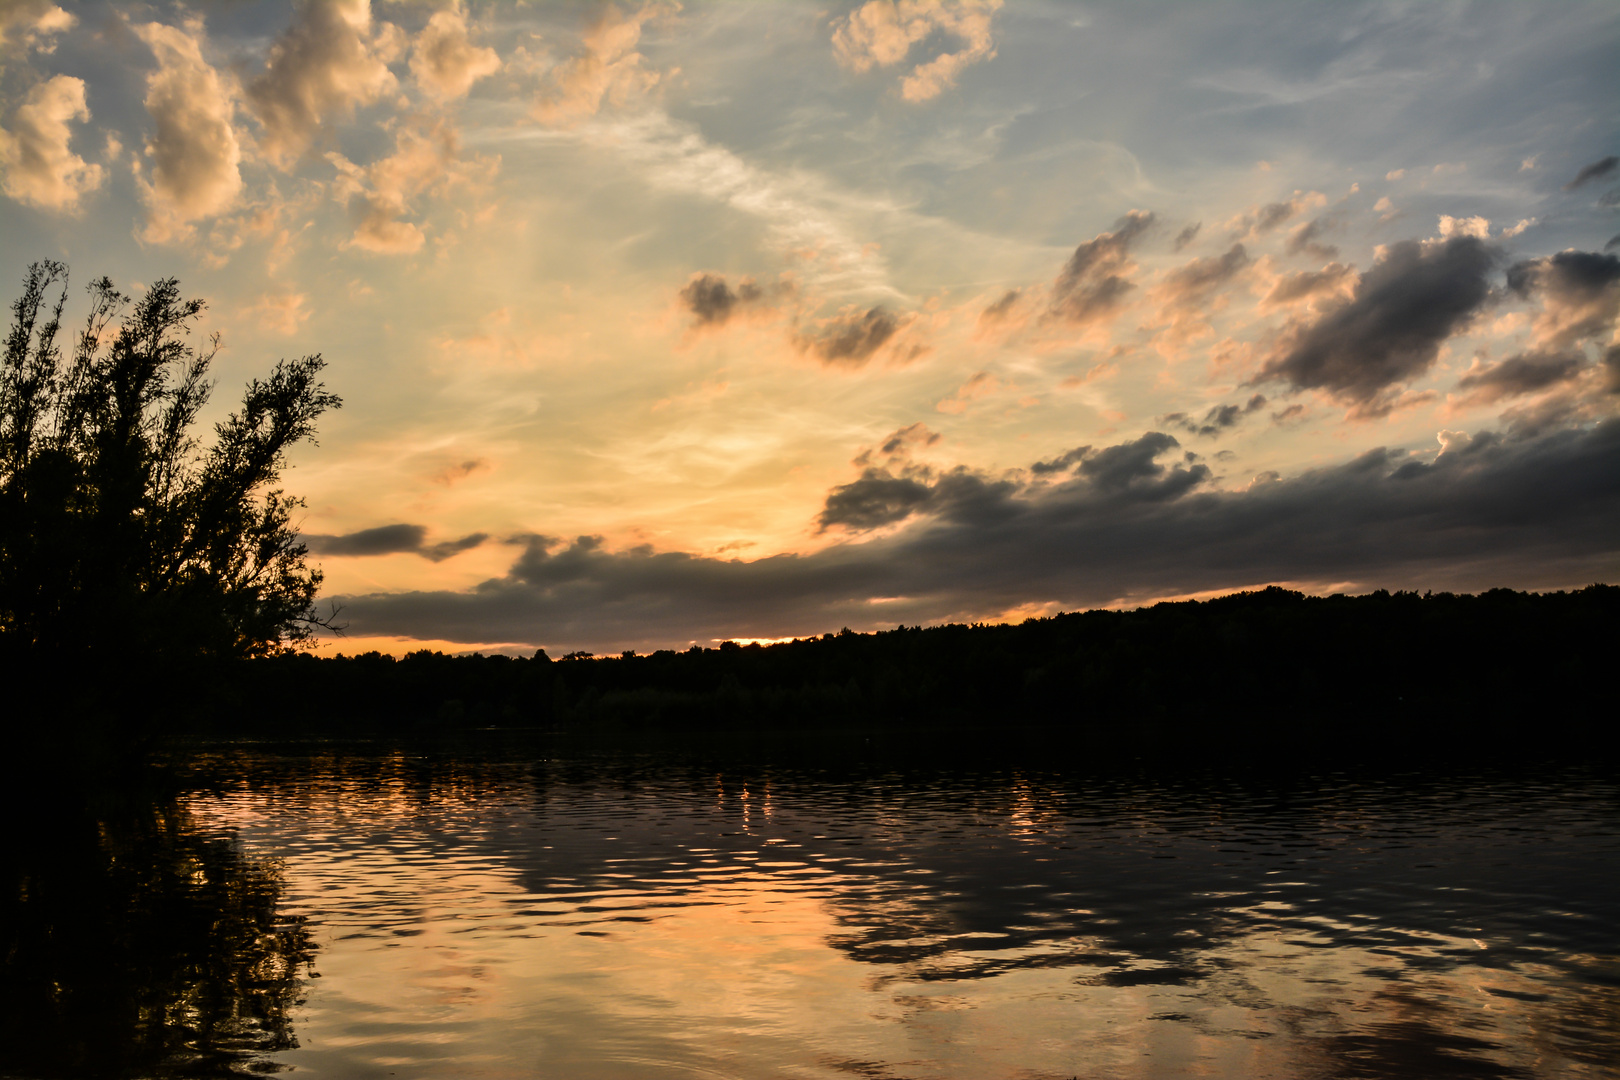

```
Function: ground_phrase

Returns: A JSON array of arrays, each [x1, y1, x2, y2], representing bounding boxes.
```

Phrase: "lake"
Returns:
[[5, 735, 1617, 1078]]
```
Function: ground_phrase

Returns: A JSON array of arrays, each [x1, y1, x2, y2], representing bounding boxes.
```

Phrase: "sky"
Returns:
[[2, 0, 1617, 656]]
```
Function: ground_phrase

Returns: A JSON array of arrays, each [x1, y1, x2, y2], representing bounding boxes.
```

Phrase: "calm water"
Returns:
[[6, 738, 1619, 1079]]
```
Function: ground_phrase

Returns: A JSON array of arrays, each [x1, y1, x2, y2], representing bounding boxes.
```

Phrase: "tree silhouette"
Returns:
[[0, 261, 340, 689]]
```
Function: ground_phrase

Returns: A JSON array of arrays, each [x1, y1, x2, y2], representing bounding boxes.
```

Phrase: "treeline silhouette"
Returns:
[[217, 585, 1616, 754]]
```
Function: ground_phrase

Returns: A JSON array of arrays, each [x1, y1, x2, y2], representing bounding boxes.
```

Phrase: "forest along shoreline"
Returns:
[[189, 585, 1616, 762]]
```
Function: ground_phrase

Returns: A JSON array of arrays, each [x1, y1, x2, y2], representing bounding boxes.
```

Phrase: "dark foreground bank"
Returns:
[[196, 585, 1617, 756]]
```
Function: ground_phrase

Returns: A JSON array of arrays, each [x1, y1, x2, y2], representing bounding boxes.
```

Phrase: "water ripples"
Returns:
[[157, 747, 1620, 1078]]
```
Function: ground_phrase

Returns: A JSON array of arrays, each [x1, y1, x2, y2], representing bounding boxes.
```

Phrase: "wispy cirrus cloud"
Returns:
[[549, 109, 901, 297]]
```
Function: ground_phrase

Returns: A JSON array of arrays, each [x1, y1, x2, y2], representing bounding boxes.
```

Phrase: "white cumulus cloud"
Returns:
[[246, 0, 402, 171], [134, 19, 244, 243], [0, 1, 74, 52], [0, 74, 103, 211], [1437, 214, 1490, 240]]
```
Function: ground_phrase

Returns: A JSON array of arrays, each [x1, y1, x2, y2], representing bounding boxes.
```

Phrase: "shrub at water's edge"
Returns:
[[1, 261, 339, 750]]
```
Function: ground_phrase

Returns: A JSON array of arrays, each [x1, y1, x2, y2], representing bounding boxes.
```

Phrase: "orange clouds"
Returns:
[[1258, 262, 1355, 314], [410, 9, 501, 101], [832, 0, 1003, 102], [248, 291, 311, 335], [532, 4, 673, 125], [327, 117, 468, 254], [1149, 243, 1252, 352], [1226, 190, 1327, 241], [935, 371, 1002, 414]]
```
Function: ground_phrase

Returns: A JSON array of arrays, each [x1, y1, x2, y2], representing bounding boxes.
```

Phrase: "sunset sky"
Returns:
[[3, 0, 1617, 655]]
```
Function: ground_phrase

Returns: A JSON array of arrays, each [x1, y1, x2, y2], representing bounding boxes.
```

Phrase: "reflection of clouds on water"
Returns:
[[182, 748, 1620, 1078]]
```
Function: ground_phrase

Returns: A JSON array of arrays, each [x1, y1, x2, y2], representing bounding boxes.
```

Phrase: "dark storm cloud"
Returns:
[[1285, 218, 1338, 259], [1507, 249, 1620, 347], [1163, 394, 1268, 438], [423, 533, 492, 562], [1254, 236, 1497, 402], [1506, 249, 1620, 300], [817, 462, 1026, 533], [1030, 445, 1091, 476], [1564, 155, 1618, 191], [1156, 244, 1250, 308], [834, 433, 1209, 529], [817, 469, 935, 531], [798, 306, 901, 365], [1173, 223, 1201, 252], [679, 272, 766, 325], [326, 422, 1620, 651], [1606, 234, 1620, 253], [1046, 211, 1154, 324], [305, 524, 488, 561], [1073, 432, 1211, 499], [306, 524, 426, 556], [1254, 200, 1299, 232], [1455, 350, 1585, 403], [979, 288, 1022, 323]]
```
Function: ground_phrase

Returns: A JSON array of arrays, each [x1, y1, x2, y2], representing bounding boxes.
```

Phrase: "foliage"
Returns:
[[0, 261, 340, 674]]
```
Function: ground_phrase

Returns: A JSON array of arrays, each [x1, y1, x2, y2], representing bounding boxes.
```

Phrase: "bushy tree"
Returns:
[[0, 261, 340, 676]]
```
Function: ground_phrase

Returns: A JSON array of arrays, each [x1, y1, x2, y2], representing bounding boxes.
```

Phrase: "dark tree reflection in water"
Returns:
[[0, 786, 316, 1077]]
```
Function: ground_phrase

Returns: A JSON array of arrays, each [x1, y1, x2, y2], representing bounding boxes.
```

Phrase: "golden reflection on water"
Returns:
[[167, 753, 1620, 1079]]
